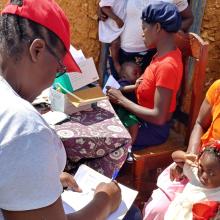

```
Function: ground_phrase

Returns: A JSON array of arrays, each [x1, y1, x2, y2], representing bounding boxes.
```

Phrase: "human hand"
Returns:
[[106, 86, 126, 104], [115, 17, 124, 28], [95, 181, 122, 213], [135, 77, 143, 88], [60, 172, 82, 192], [170, 164, 186, 182], [185, 153, 198, 167], [98, 6, 108, 21]]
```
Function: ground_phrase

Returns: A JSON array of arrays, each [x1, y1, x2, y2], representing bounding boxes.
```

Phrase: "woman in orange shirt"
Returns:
[[143, 79, 220, 220], [107, 2, 183, 149]]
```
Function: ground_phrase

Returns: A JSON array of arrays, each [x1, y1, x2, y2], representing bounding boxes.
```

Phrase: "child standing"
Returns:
[[98, 0, 127, 85], [164, 140, 220, 220]]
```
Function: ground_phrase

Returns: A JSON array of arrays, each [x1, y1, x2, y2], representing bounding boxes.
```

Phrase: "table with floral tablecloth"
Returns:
[[55, 99, 131, 177]]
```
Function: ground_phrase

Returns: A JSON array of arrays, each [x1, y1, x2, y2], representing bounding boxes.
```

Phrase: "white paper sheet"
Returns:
[[42, 111, 69, 125], [67, 58, 99, 91], [70, 45, 86, 64], [32, 88, 50, 105], [103, 75, 121, 95], [61, 165, 138, 220]]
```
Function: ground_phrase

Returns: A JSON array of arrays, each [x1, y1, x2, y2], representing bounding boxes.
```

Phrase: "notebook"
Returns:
[[61, 165, 138, 220]]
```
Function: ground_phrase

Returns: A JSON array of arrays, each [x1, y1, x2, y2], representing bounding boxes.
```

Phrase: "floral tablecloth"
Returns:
[[55, 100, 131, 177]]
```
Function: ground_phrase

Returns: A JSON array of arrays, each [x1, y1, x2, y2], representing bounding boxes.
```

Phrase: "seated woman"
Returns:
[[107, 2, 183, 149], [143, 80, 220, 220]]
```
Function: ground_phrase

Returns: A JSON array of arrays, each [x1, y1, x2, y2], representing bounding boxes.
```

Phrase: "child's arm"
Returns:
[[101, 6, 124, 28], [172, 150, 198, 167], [120, 85, 136, 93], [172, 150, 187, 167], [120, 77, 143, 94], [111, 38, 121, 74]]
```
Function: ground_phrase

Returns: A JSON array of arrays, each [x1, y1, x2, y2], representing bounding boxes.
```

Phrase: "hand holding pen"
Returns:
[[94, 180, 121, 213]]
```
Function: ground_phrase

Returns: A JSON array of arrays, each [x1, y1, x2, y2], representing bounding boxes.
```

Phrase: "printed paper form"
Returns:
[[70, 45, 86, 64], [67, 58, 99, 91], [103, 75, 120, 95], [61, 165, 138, 220], [42, 111, 69, 125]]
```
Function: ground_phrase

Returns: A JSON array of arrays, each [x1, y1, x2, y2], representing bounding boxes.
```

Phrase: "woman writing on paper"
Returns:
[[0, 0, 124, 219]]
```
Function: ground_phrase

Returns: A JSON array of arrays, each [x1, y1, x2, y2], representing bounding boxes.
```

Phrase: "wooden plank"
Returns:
[[190, 0, 207, 34]]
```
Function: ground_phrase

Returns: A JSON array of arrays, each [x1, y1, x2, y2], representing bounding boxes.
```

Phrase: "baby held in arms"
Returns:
[[116, 62, 142, 144], [165, 140, 220, 220]]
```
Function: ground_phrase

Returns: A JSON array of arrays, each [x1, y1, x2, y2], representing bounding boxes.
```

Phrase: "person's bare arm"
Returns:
[[107, 86, 172, 125], [3, 182, 121, 220], [187, 98, 212, 154], [97, 5, 108, 21], [180, 6, 194, 32], [120, 85, 137, 93], [172, 150, 197, 167], [172, 150, 187, 165], [101, 6, 124, 28], [110, 38, 121, 74]]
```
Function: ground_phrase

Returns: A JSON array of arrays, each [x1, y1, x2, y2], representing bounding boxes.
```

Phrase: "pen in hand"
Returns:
[[91, 168, 120, 192], [111, 168, 120, 181]]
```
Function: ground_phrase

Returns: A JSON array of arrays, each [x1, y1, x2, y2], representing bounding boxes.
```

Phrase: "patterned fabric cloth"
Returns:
[[55, 100, 132, 177]]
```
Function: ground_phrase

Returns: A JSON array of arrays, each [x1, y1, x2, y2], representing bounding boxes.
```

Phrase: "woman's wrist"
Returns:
[[117, 95, 129, 106], [93, 192, 112, 216]]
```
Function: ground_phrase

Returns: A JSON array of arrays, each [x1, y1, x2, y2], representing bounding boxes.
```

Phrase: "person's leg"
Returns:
[[110, 37, 121, 74], [132, 121, 171, 150], [128, 123, 139, 145], [123, 205, 142, 220], [98, 42, 110, 87]]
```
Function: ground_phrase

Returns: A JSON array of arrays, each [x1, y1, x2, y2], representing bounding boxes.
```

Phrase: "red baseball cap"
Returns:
[[1, 0, 81, 73]]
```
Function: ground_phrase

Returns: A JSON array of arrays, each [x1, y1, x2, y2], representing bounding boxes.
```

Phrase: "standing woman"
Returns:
[[0, 0, 121, 220], [98, 0, 193, 83], [107, 2, 183, 149]]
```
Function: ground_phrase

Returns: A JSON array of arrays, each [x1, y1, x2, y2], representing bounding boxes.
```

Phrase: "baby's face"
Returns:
[[197, 152, 220, 188], [122, 65, 141, 84]]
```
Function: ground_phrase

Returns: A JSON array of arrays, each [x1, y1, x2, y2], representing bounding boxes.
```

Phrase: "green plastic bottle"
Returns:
[[53, 73, 74, 94]]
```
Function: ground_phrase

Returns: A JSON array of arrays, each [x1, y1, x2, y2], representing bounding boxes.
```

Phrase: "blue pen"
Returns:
[[111, 168, 120, 181]]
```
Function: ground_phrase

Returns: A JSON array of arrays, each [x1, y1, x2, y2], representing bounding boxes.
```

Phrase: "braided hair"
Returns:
[[0, 0, 61, 60], [200, 140, 220, 161]]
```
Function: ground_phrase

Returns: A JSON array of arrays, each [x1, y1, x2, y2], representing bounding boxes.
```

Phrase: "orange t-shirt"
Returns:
[[201, 80, 220, 145], [136, 48, 183, 113]]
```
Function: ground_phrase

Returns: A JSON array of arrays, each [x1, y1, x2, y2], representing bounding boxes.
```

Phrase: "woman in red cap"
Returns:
[[0, 0, 127, 219]]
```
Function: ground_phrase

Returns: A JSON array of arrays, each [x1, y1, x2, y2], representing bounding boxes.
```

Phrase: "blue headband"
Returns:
[[141, 1, 182, 33]]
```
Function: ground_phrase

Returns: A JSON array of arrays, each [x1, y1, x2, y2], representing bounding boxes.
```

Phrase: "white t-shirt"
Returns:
[[120, 0, 188, 52], [99, 0, 127, 43], [0, 76, 66, 219], [164, 164, 220, 220]]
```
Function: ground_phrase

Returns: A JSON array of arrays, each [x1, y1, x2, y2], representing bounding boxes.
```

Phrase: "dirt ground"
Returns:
[[1, 0, 220, 90]]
